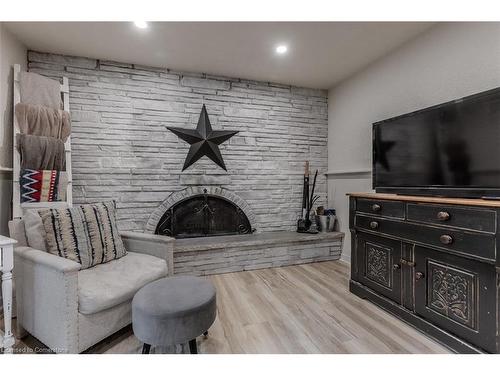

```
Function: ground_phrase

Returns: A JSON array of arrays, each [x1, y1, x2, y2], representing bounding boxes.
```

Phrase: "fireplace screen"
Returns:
[[155, 192, 253, 238]]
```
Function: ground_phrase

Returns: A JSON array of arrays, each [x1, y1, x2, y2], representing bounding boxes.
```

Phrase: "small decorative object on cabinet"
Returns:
[[348, 192, 500, 353]]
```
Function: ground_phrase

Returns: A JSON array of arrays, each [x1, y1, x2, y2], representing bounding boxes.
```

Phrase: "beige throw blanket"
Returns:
[[15, 103, 71, 142], [17, 134, 66, 171], [20, 71, 62, 110]]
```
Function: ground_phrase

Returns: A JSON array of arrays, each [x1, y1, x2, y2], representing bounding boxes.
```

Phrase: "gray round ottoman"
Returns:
[[132, 276, 217, 354]]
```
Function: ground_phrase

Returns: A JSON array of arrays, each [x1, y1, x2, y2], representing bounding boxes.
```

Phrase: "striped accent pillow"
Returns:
[[40, 201, 127, 269]]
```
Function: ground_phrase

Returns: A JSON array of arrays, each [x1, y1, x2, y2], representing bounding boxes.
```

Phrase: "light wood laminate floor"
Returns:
[[3, 261, 450, 354]]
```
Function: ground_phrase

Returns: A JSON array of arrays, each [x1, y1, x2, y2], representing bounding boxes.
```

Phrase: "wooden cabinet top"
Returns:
[[347, 192, 500, 208]]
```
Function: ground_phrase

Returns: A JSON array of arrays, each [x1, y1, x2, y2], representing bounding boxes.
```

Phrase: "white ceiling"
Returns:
[[5, 22, 434, 89]]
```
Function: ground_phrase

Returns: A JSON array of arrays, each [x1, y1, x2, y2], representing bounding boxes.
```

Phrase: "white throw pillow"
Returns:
[[24, 209, 47, 251]]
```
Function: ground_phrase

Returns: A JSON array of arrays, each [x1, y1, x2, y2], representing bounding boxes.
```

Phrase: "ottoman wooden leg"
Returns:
[[142, 343, 151, 354], [189, 339, 198, 354]]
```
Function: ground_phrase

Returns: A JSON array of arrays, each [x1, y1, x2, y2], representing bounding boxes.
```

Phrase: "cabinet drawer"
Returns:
[[355, 214, 496, 262], [407, 203, 496, 233], [356, 198, 404, 218]]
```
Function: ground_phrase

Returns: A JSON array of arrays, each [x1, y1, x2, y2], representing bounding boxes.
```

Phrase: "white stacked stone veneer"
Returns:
[[28, 51, 329, 234]]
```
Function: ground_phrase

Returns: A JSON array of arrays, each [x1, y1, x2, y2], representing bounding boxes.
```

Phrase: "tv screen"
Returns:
[[373, 87, 500, 198]]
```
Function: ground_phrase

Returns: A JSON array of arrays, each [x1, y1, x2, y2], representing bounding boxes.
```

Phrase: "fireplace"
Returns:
[[154, 188, 253, 238], [144, 187, 343, 276]]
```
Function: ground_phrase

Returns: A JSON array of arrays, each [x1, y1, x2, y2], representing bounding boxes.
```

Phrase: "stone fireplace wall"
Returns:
[[28, 51, 328, 232]]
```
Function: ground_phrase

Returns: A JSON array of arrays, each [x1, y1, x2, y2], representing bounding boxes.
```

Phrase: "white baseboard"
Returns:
[[340, 252, 351, 264]]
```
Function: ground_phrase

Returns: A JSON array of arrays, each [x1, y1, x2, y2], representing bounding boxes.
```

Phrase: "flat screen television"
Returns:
[[373, 87, 500, 199]]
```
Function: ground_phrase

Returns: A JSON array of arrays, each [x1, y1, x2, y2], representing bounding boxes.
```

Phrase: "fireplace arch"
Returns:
[[145, 187, 257, 237]]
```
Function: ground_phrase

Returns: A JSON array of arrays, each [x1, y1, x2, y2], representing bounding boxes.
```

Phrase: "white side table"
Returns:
[[0, 235, 16, 354]]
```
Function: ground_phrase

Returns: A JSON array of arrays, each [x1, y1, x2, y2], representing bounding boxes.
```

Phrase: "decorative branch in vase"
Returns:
[[297, 161, 319, 234]]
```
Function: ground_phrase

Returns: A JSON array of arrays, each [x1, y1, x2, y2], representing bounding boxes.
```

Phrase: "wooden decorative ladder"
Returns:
[[12, 63, 73, 219]]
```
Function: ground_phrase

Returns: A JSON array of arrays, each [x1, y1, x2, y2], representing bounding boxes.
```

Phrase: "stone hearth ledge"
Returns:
[[173, 231, 344, 276], [175, 231, 344, 251]]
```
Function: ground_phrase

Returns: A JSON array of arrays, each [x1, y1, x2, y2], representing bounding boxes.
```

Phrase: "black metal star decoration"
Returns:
[[167, 104, 239, 171]]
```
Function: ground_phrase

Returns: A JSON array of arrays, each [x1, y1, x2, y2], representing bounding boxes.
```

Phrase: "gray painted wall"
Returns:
[[0, 23, 26, 311], [327, 22, 500, 262], [28, 51, 328, 233], [0, 24, 27, 236]]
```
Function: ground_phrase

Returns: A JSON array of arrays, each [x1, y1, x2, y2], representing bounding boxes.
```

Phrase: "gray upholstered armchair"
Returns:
[[9, 219, 174, 353]]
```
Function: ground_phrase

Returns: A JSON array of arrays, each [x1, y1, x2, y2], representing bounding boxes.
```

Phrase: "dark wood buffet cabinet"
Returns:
[[348, 193, 500, 353]]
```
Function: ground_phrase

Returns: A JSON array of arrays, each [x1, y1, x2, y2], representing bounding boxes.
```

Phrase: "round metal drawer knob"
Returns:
[[416, 272, 425, 280], [369, 221, 379, 229], [439, 234, 453, 245], [393, 263, 401, 270], [372, 204, 381, 212], [437, 211, 451, 221]]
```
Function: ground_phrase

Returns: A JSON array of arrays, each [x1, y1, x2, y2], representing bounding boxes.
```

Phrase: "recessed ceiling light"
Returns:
[[276, 45, 288, 54], [134, 21, 148, 29]]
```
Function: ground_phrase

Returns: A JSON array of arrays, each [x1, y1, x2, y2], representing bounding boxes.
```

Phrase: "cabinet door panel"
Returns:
[[357, 233, 402, 304], [414, 246, 497, 353]]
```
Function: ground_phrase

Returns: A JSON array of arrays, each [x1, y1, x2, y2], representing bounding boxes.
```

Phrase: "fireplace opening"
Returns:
[[155, 190, 253, 238]]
